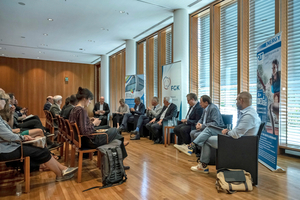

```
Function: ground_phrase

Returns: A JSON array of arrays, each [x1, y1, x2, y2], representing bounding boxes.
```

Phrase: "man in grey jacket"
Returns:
[[49, 95, 63, 128], [174, 95, 224, 155], [130, 97, 162, 140]]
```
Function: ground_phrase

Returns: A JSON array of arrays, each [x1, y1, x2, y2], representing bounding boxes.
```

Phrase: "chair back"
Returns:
[[176, 111, 179, 118], [64, 119, 73, 141], [70, 122, 81, 148], [44, 110, 55, 133], [221, 114, 233, 127], [257, 122, 265, 138]]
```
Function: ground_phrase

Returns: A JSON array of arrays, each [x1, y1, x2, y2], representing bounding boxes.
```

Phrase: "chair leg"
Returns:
[[60, 138, 64, 158], [77, 151, 83, 183], [168, 129, 171, 145], [97, 151, 101, 168], [164, 127, 167, 147], [70, 145, 75, 167], [24, 157, 30, 193], [64, 141, 69, 164]]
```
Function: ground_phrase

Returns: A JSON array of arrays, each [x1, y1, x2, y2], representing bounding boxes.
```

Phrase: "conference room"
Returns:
[[0, 0, 299, 199]]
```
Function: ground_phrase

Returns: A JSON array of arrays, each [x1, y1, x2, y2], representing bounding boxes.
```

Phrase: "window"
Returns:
[[249, 0, 275, 109], [166, 27, 172, 65], [153, 35, 158, 97], [287, 0, 300, 146], [198, 9, 210, 96], [220, 0, 238, 126]]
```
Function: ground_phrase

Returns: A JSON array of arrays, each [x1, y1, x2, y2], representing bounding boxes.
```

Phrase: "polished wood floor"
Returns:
[[0, 132, 300, 200]]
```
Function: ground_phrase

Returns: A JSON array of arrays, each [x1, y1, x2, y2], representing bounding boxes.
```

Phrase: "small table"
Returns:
[[164, 126, 177, 147]]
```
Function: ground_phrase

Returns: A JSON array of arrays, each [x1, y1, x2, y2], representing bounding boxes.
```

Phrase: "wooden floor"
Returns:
[[0, 132, 300, 200]]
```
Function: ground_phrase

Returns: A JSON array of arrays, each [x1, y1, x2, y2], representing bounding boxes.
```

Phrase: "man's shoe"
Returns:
[[191, 161, 209, 173], [174, 144, 192, 156], [56, 173, 74, 182], [130, 134, 140, 140], [62, 167, 78, 176], [154, 138, 161, 144], [130, 130, 138, 135], [118, 126, 126, 132], [124, 166, 130, 170]]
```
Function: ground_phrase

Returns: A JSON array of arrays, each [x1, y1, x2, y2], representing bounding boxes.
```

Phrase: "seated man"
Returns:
[[189, 92, 261, 173], [146, 97, 177, 144], [174, 95, 224, 155], [118, 97, 145, 132], [174, 93, 203, 145], [44, 96, 53, 111], [130, 97, 162, 140], [49, 95, 63, 128], [61, 95, 78, 119], [60, 97, 70, 115], [93, 96, 110, 126]]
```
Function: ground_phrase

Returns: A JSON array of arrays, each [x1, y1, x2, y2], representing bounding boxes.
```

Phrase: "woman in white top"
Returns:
[[113, 98, 129, 128]]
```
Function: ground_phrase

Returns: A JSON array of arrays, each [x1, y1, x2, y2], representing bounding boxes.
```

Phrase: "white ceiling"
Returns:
[[0, 0, 214, 64]]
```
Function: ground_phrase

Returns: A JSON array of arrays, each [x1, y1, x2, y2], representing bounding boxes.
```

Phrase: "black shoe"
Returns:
[[118, 126, 126, 132], [124, 166, 130, 170], [154, 138, 161, 144], [130, 130, 138, 135], [48, 142, 63, 151], [130, 134, 140, 140]]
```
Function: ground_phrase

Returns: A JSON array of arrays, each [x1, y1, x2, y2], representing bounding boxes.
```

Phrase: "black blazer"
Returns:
[[131, 103, 145, 115], [61, 104, 74, 119], [186, 102, 203, 126], [155, 103, 177, 121], [93, 102, 110, 118]]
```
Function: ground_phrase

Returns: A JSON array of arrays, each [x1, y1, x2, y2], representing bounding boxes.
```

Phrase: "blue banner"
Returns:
[[125, 74, 145, 108]]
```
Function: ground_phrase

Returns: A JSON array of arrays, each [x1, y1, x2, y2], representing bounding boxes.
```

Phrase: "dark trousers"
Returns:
[[98, 115, 108, 126], [112, 114, 124, 127], [121, 113, 134, 129], [146, 122, 162, 140], [136, 115, 150, 130], [17, 116, 46, 132], [174, 123, 192, 145]]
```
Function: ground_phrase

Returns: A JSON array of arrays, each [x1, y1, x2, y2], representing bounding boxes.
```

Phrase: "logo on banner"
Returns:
[[257, 52, 264, 61], [163, 76, 171, 90]]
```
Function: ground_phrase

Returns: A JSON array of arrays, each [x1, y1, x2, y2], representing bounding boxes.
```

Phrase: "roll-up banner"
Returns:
[[162, 62, 182, 120], [125, 74, 145, 108], [257, 32, 282, 171]]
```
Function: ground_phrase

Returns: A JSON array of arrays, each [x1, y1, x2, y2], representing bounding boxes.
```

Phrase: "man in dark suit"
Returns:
[[93, 96, 110, 126], [174, 93, 203, 145], [146, 96, 178, 144], [43, 96, 53, 111], [61, 94, 78, 119], [118, 97, 145, 132]]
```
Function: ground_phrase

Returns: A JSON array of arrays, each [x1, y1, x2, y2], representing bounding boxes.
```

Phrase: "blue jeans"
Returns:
[[200, 136, 218, 164]]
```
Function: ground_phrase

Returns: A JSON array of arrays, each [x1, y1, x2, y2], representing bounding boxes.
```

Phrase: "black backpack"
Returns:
[[83, 140, 127, 192]]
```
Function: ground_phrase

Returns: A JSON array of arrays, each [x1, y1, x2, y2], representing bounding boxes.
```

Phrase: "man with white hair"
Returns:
[[43, 96, 53, 111], [146, 97, 177, 144], [49, 95, 63, 128]]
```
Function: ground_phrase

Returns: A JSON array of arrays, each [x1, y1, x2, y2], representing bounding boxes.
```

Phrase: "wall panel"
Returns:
[[0, 57, 95, 118]]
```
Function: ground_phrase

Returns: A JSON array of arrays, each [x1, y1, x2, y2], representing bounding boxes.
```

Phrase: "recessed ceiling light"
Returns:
[[22, 53, 25, 55], [21, 36, 25, 38], [40, 44, 48, 46], [101, 27, 105, 30], [2, 54, 5, 56], [79, 48, 83, 50], [43, 33, 48, 36], [119, 11, 125, 14], [47, 18, 53, 21], [0, 47, 2, 49], [18, 2, 25, 6], [37, 57, 40, 59], [39, 51, 42, 53]]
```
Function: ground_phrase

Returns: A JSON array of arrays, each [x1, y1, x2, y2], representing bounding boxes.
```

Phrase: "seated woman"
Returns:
[[0, 90, 78, 181], [112, 98, 129, 128], [69, 87, 128, 159]]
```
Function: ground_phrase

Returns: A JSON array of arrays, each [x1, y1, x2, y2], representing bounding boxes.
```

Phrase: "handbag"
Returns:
[[215, 168, 253, 194]]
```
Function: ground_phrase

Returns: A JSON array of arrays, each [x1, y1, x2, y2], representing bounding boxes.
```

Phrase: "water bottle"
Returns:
[[16, 182, 22, 196]]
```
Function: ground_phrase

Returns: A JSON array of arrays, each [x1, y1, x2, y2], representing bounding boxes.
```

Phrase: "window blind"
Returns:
[[153, 35, 158, 97], [287, 0, 300, 146], [166, 27, 172, 65], [220, 0, 238, 126], [249, 0, 275, 110], [198, 10, 210, 97]]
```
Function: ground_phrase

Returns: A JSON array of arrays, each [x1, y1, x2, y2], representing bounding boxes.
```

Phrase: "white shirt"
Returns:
[[99, 104, 104, 115], [160, 104, 171, 120]]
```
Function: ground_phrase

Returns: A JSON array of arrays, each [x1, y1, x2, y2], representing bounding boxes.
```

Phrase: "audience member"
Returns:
[[49, 95, 63, 128], [61, 95, 77, 119], [61, 97, 70, 114], [93, 96, 110, 126], [118, 97, 145, 132], [130, 97, 162, 140], [0, 90, 78, 182], [189, 92, 261, 173], [69, 87, 128, 160], [174, 93, 203, 145], [146, 97, 177, 144], [112, 98, 129, 128], [44, 96, 53, 111]]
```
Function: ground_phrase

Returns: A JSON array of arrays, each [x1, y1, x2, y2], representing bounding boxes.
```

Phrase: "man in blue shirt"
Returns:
[[187, 92, 261, 173]]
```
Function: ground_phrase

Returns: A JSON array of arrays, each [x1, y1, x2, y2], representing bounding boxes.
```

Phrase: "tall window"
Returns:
[[166, 27, 172, 65], [249, 0, 275, 109], [220, 0, 238, 126], [153, 35, 158, 97], [287, 0, 300, 146], [198, 9, 210, 96]]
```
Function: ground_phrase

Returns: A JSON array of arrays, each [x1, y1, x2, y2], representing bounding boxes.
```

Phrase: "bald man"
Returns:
[[93, 96, 110, 126]]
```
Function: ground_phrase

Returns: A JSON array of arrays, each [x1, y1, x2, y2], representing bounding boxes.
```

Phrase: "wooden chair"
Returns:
[[44, 110, 55, 135], [68, 122, 108, 183], [60, 118, 72, 164], [57, 116, 67, 159], [0, 140, 30, 193]]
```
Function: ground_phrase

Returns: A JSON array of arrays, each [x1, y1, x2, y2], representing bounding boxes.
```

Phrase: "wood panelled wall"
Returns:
[[109, 50, 126, 113], [0, 57, 95, 118]]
